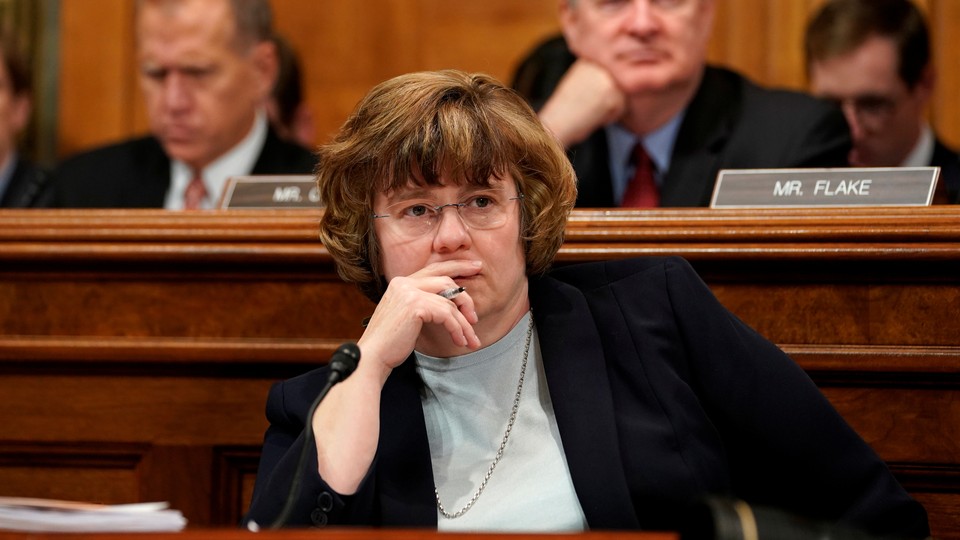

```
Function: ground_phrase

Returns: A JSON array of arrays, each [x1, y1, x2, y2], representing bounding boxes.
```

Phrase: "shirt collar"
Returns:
[[902, 123, 934, 168], [605, 109, 686, 204], [166, 109, 268, 210]]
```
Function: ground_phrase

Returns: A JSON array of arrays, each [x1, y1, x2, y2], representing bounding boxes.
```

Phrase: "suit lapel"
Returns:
[[2, 160, 47, 208], [571, 129, 616, 207], [376, 358, 438, 526], [529, 275, 639, 529], [126, 137, 172, 207], [252, 128, 283, 174], [931, 138, 960, 203], [662, 67, 740, 207]]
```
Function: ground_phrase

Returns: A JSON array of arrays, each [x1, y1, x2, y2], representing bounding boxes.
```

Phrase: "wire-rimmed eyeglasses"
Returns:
[[372, 190, 523, 238]]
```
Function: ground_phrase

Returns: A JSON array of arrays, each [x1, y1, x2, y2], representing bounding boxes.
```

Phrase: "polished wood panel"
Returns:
[[0, 443, 145, 504], [54, 1, 960, 158], [0, 207, 958, 538], [0, 530, 677, 540], [57, 0, 139, 156]]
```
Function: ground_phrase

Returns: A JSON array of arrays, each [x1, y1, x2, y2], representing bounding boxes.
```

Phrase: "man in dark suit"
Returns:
[[512, 0, 851, 208], [805, 0, 959, 204], [45, 0, 316, 209], [0, 37, 49, 208]]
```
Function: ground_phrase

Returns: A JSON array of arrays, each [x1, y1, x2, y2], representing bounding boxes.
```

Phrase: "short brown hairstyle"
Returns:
[[805, 0, 930, 89], [317, 70, 577, 301]]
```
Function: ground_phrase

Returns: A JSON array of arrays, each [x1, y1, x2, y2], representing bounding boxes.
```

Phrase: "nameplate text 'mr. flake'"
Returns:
[[710, 167, 939, 208], [219, 175, 320, 209]]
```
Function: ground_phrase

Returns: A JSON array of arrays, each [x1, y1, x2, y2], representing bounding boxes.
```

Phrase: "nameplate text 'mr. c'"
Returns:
[[219, 175, 320, 209], [710, 167, 939, 208]]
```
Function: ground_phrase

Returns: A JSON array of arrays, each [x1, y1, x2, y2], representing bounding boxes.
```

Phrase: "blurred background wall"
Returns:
[[4, 0, 959, 165]]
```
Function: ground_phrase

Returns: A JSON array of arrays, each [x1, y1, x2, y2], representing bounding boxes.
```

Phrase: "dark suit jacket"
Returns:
[[512, 36, 851, 207], [572, 68, 851, 207], [512, 34, 576, 107], [244, 257, 928, 537], [43, 128, 316, 208], [0, 157, 50, 208], [931, 137, 960, 204]]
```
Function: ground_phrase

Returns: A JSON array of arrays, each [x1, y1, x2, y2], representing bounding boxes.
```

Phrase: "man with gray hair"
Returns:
[[45, 0, 316, 209], [512, 0, 852, 208]]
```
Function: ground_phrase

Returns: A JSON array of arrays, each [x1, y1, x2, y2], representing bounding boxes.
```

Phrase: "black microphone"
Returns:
[[326, 342, 360, 384], [265, 342, 360, 530]]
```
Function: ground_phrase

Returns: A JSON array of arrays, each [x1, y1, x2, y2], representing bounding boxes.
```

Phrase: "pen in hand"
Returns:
[[438, 286, 465, 300]]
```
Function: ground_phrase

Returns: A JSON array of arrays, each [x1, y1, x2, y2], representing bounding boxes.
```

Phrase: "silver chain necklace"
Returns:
[[435, 313, 534, 519]]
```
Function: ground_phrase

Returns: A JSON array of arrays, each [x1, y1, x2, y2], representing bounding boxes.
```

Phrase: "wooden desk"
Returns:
[[0, 208, 957, 538], [0, 530, 676, 540]]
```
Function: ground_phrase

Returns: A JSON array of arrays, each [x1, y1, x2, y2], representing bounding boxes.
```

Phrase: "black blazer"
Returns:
[[931, 137, 960, 204], [512, 36, 851, 207], [244, 257, 928, 537], [0, 157, 50, 207], [43, 128, 316, 208]]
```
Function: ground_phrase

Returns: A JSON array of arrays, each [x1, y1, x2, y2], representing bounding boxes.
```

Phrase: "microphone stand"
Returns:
[[264, 343, 360, 530]]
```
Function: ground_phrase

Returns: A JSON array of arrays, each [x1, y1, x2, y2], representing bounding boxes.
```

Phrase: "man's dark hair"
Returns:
[[805, 0, 930, 89]]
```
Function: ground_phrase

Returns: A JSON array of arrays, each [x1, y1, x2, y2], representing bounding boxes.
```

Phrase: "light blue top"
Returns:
[[415, 312, 588, 532]]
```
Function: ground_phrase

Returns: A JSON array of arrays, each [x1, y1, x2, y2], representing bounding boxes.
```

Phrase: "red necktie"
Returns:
[[183, 173, 208, 210], [621, 143, 660, 208]]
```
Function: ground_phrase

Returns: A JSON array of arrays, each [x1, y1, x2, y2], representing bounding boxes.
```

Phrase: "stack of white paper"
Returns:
[[0, 496, 187, 532]]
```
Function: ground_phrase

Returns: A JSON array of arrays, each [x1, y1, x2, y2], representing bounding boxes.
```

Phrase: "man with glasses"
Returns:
[[511, 0, 851, 208], [805, 0, 959, 204]]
